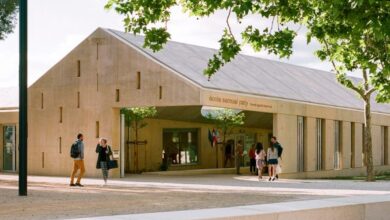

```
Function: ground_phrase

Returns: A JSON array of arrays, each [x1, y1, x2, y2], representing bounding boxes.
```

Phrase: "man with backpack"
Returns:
[[271, 136, 283, 180], [70, 133, 85, 187]]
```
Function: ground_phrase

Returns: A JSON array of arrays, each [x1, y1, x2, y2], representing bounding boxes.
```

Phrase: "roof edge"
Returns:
[[103, 28, 203, 89], [103, 28, 390, 115]]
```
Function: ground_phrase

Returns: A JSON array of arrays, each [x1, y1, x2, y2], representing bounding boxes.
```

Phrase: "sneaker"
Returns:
[[69, 183, 76, 187], [268, 177, 272, 181], [276, 174, 279, 179], [272, 177, 276, 181], [75, 183, 84, 187]]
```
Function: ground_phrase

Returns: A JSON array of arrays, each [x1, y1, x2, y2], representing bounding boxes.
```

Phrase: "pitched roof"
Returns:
[[0, 87, 18, 109], [107, 28, 390, 114]]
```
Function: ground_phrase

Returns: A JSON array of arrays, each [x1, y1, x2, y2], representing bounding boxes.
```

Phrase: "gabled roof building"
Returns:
[[1, 28, 389, 177]]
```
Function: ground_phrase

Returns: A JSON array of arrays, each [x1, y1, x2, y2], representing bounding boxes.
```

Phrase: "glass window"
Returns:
[[334, 121, 342, 169], [3, 125, 16, 171], [297, 116, 305, 172], [242, 133, 256, 166], [163, 128, 198, 165], [316, 118, 324, 170]]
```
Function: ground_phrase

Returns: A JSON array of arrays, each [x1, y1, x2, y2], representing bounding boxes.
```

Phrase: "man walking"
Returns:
[[235, 140, 243, 175], [271, 136, 283, 179], [70, 133, 85, 187]]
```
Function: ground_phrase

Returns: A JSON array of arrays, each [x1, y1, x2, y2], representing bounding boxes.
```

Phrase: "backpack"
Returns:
[[70, 141, 80, 158]]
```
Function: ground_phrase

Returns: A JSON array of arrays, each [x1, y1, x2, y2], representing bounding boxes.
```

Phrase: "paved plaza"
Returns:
[[0, 173, 390, 219]]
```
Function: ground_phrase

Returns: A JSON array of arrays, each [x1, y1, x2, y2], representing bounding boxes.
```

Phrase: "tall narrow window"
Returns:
[[159, 86, 162, 100], [96, 121, 100, 138], [77, 92, 80, 108], [96, 72, 99, 91], [59, 107, 63, 123], [385, 126, 389, 165], [59, 137, 62, 154], [297, 116, 305, 172], [116, 89, 120, 102], [351, 122, 356, 168], [381, 126, 386, 165], [41, 92, 44, 109], [77, 60, 81, 77], [137, 71, 141, 89], [42, 152, 45, 168], [316, 118, 323, 170], [96, 43, 99, 60], [334, 121, 342, 169]]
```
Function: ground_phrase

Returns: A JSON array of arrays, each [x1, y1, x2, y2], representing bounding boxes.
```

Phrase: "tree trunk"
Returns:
[[363, 96, 375, 181]]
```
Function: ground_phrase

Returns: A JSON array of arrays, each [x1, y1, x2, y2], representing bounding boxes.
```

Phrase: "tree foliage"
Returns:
[[306, 1, 390, 103], [0, 0, 18, 40], [120, 107, 157, 129], [204, 108, 245, 137], [106, 0, 389, 102], [109, 0, 390, 180]]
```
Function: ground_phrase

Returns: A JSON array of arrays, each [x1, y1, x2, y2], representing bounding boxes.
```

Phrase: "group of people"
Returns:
[[69, 134, 283, 186], [69, 133, 114, 187], [245, 136, 283, 181]]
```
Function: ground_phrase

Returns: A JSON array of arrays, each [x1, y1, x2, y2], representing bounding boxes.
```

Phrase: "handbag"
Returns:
[[108, 160, 118, 169], [107, 145, 118, 169], [276, 164, 282, 174]]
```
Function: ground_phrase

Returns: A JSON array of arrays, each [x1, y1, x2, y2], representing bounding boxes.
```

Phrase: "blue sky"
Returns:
[[0, 0, 333, 88]]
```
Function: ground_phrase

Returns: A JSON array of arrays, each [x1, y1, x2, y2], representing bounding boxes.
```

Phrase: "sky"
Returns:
[[0, 0, 334, 88]]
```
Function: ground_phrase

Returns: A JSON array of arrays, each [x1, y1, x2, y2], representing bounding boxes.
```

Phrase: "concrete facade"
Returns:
[[1, 28, 390, 177]]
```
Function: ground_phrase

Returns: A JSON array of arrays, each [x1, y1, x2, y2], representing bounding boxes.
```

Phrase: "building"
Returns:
[[0, 87, 18, 173], [1, 28, 389, 178]]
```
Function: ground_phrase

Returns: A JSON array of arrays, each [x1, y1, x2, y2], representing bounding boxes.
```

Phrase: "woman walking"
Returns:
[[96, 138, 112, 185], [267, 143, 279, 181], [255, 143, 266, 180]]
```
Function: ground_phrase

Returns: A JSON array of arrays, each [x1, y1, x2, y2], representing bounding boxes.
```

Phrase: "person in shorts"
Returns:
[[255, 143, 266, 180], [267, 143, 279, 181]]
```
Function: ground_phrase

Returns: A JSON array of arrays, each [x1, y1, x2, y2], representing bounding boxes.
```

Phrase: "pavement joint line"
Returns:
[[1, 174, 390, 197], [69, 194, 390, 220]]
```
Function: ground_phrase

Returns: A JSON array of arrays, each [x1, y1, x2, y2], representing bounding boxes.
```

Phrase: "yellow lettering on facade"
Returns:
[[207, 95, 272, 110]]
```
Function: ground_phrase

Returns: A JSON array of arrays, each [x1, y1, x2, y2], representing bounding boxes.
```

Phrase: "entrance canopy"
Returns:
[[154, 106, 273, 129]]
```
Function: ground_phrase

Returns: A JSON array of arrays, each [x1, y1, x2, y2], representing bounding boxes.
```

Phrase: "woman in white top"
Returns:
[[267, 145, 279, 181], [255, 143, 266, 180]]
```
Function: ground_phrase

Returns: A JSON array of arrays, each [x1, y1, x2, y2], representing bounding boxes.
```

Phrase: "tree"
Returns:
[[303, 1, 390, 181], [0, 0, 18, 40], [121, 107, 157, 172], [204, 108, 245, 168], [107, 0, 390, 181]]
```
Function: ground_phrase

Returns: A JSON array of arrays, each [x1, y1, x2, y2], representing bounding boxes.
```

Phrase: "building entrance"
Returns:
[[3, 125, 16, 171], [224, 133, 257, 167]]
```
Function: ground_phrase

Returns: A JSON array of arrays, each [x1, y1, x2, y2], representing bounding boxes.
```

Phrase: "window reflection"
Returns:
[[163, 129, 198, 165]]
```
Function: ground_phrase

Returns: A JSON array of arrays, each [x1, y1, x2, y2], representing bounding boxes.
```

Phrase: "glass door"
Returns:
[[3, 125, 16, 171], [243, 134, 256, 167], [234, 134, 246, 167]]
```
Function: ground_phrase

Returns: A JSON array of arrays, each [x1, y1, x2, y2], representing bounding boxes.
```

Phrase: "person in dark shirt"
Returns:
[[224, 142, 233, 167], [96, 138, 113, 185], [248, 144, 256, 175], [271, 136, 283, 179], [70, 133, 85, 187]]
